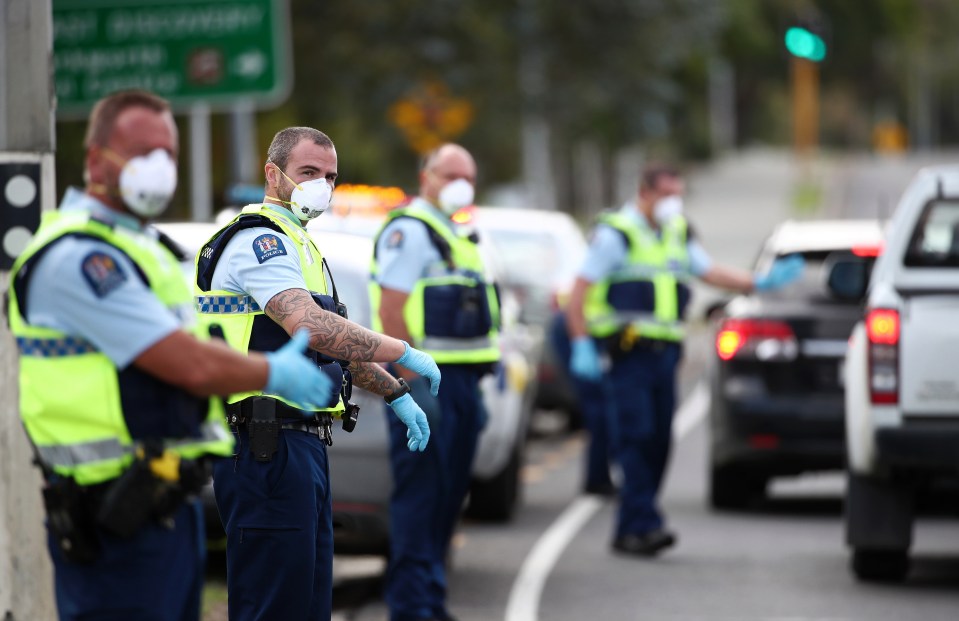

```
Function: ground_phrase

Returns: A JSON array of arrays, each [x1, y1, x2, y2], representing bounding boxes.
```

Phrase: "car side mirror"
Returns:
[[824, 254, 870, 301]]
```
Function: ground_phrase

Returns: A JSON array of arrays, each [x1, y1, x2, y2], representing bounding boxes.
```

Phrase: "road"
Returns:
[[203, 149, 959, 620]]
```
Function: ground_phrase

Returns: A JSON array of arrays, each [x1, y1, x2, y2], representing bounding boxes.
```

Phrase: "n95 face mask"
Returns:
[[289, 178, 333, 220], [652, 195, 683, 225], [437, 178, 475, 215], [118, 149, 178, 218], [272, 165, 333, 221]]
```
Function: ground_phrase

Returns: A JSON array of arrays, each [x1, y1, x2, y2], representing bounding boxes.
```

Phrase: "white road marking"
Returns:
[[673, 380, 710, 440], [504, 380, 710, 621]]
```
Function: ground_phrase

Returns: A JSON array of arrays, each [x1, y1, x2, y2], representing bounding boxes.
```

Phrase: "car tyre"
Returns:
[[466, 445, 522, 522], [851, 549, 909, 582], [709, 464, 766, 511]]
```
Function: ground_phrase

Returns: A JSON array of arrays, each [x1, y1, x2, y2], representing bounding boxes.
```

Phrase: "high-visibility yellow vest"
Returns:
[[7, 210, 234, 486], [193, 204, 344, 415], [584, 212, 691, 341], [370, 203, 501, 365]]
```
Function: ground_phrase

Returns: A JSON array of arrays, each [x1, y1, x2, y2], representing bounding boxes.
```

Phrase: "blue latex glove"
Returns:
[[395, 341, 441, 396], [264, 330, 335, 409], [388, 393, 431, 451], [754, 254, 805, 292], [570, 336, 602, 382]]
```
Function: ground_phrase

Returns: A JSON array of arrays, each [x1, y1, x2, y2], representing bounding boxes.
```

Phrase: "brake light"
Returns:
[[866, 309, 899, 345], [852, 243, 883, 258], [716, 329, 744, 360], [715, 319, 797, 361], [866, 308, 899, 404]]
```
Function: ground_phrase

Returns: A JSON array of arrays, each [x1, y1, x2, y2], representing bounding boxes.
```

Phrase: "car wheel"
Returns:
[[851, 549, 909, 582], [709, 464, 766, 511], [466, 445, 522, 522]]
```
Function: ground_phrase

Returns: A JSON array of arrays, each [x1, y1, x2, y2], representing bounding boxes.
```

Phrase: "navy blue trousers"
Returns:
[[548, 311, 614, 490], [214, 426, 332, 620], [48, 500, 205, 621], [606, 343, 682, 538], [385, 365, 485, 621]]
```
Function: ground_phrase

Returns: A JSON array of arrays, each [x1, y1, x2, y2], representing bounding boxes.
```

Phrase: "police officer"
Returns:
[[194, 126, 439, 621], [372, 143, 499, 621], [566, 164, 803, 557], [7, 90, 336, 621]]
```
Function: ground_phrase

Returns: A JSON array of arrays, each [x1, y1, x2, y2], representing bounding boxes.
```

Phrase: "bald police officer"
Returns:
[[372, 143, 501, 621]]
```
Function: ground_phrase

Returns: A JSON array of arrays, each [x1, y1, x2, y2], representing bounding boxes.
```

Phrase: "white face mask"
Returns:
[[652, 195, 683, 225], [271, 165, 333, 221], [117, 148, 178, 218], [437, 178, 474, 215]]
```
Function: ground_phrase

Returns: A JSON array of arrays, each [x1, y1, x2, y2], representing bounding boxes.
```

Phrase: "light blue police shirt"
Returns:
[[578, 202, 713, 283], [24, 187, 182, 369], [210, 204, 311, 308], [373, 197, 451, 293]]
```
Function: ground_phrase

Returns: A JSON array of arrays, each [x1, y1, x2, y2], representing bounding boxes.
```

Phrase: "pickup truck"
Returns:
[[843, 165, 959, 582]]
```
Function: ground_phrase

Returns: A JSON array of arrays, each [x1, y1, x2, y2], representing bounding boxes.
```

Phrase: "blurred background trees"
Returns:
[[52, 0, 959, 218]]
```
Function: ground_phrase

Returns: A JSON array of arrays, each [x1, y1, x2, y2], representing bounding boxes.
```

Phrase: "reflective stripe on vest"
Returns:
[[36, 419, 231, 470]]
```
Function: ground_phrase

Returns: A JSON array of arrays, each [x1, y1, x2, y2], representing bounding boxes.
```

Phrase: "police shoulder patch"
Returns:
[[387, 228, 404, 249], [80, 251, 127, 298], [252, 233, 287, 264]]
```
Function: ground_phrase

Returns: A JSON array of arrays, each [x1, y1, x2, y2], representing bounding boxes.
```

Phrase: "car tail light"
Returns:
[[715, 319, 798, 362], [852, 243, 883, 258], [866, 308, 899, 404]]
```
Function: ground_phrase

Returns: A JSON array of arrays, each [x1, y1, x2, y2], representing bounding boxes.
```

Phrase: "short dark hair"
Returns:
[[640, 163, 681, 191], [84, 90, 171, 150], [266, 127, 334, 172]]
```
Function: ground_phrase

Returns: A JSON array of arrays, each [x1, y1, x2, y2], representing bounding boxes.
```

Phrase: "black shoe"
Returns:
[[611, 529, 677, 557], [583, 482, 618, 497]]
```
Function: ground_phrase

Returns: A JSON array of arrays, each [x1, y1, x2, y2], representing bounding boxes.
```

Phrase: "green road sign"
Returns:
[[53, 0, 291, 116]]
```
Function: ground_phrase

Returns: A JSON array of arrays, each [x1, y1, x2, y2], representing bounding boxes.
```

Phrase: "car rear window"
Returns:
[[904, 199, 959, 267], [772, 250, 875, 303]]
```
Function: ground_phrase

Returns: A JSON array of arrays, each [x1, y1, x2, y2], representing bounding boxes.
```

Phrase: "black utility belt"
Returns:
[[43, 453, 211, 565], [602, 332, 682, 358], [228, 396, 336, 461], [226, 397, 333, 425]]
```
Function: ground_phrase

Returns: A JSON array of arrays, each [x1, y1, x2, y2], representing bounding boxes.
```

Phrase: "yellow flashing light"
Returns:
[[330, 184, 408, 217]]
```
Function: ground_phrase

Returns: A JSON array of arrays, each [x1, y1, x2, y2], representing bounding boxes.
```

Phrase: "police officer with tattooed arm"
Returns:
[[193, 126, 439, 621], [6, 91, 339, 621]]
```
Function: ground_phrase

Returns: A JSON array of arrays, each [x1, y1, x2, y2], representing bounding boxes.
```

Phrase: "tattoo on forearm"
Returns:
[[266, 289, 384, 361], [349, 361, 399, 396]]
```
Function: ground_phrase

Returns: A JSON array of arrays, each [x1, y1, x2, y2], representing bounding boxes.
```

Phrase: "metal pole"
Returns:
[[709, 58, 736, 154], [229, 100, 258, 186], [518, 0, 557, 211], [190, 103, 213, 222], [1, 0, 57, 618], [791, 56, 819, 156]]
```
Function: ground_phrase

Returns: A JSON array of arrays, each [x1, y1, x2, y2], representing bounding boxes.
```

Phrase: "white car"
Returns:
[[843, 165, 959, 581]]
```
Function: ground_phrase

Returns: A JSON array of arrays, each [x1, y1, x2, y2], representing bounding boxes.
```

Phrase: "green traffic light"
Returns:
[[785, 26, 826, 62]]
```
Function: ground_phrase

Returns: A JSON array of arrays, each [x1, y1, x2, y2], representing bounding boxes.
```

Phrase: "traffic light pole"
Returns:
[[1, 1, 57, 619], [791, 55, 820, 156]]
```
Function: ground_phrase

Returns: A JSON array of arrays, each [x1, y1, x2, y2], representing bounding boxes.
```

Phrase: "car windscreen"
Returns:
[[904, 199, 959, 267]]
